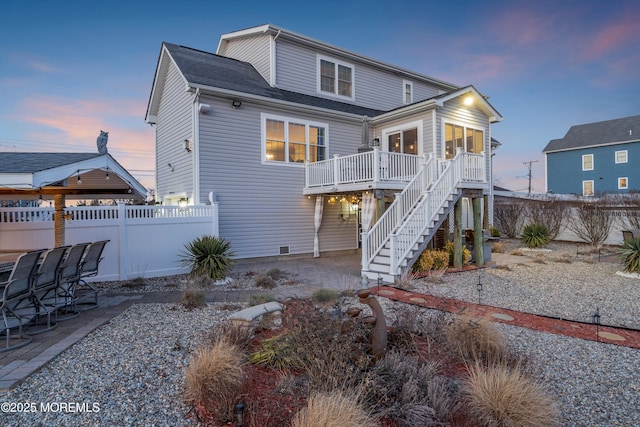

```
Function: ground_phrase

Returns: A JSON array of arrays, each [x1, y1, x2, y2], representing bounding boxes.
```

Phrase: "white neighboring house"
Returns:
[[145, 24, 503, 281]]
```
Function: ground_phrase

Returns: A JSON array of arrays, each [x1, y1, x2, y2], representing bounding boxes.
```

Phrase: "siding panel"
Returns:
[[221, 34, 272, 84], [197, 96, 362, 258], [275, 39, 447, 111], [156, 60, 194, 202]]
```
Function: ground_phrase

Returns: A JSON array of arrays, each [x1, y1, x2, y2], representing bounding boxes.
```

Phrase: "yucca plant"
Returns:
[[180, 235, 234, 280], [619, 237, 640, 274], [520, 223, 551, 249]]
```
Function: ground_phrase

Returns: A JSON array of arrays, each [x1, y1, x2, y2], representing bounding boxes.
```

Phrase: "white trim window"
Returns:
[[402, 80, 413, 104], [618, 177, 629, 189], [317, 55, 354, 100], [383, 120, 423, 155], [615, 150, 628, 164], [444, 122, 484, 160], [583, 180, 594, 196], [262, 114, 327, 165], [582, 154, 594, 171]]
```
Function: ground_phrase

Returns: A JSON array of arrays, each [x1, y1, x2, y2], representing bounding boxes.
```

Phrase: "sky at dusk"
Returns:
[[1, 0, 639, 192]]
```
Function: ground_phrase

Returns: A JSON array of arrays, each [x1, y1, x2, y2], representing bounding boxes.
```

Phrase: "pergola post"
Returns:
[[54, 193, 66, 247]]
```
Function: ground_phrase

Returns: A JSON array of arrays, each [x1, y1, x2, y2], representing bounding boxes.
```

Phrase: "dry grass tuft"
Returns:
[[445, 316, 506, 363], [492, 241, 505, 253], [509, 249, 524, 257], [183, 338, 245, 422], [464, 362, 561, 427], [179, 290, 206, 310], [311, 288, 340, 303], [291, 390, 376, 427]]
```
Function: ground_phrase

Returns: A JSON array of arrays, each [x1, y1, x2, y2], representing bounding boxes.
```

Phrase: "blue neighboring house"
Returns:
[[543, 115, 640, 196]]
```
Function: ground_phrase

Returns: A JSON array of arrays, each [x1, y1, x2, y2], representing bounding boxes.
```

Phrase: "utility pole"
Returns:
[[523, 160, 538, 193]]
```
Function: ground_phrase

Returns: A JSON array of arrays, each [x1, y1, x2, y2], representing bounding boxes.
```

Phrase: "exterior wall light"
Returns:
[[464, 96, 474, 106], [232, 99, 242, 109]]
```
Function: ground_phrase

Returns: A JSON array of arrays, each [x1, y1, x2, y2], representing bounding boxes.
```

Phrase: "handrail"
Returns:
[[305, 148, 422, 188], [363, 154, 433, 270], [362, 150, 487, 274]]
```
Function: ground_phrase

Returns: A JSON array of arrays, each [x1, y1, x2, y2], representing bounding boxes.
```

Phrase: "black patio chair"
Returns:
[[30, 246, 70, 334], [75, 240, 109, 310], [52, 243, 89, 320], [0, 250, 44, 351]]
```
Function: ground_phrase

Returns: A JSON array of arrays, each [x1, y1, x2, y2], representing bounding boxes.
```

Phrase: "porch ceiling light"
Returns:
[[464, 95, 474, 106]]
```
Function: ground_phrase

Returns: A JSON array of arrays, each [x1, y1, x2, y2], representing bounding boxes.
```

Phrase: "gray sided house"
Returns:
[[543, 115, 640, 196], [145, 24, 502, 282]]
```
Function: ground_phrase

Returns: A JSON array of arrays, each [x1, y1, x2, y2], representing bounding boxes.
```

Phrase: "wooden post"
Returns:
[[483, 194, 490, 230], [473, 197, 484, 266], [453, 199, 463, 269], [54, 193, 65, 247]]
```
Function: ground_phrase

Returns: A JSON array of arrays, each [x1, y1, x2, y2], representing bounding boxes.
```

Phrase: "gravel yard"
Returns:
[[3, 240, 639, 426]]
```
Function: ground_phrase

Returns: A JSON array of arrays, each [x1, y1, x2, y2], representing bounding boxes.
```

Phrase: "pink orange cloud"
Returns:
[[15, 95, 156, 189], [582, 15, 640, 61]]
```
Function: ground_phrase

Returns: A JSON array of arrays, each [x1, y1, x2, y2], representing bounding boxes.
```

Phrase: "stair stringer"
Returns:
[[401, 189, 462, 275]]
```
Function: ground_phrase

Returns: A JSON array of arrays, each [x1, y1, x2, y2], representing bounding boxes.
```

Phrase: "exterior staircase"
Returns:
[[362, 151, 477, 283]]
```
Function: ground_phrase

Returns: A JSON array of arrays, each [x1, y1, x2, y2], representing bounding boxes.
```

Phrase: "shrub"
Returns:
[[463, 362, 560, 427], [444, 241, 471, 266], [494, 202, 524, 238], [567, 200, 614, 248], [250, 333, 303, 369], [492, 241, 505, 253], [265, 268, 283, 280], [619, 237, 640, 274], [414, 249, 450, 271], [311, 288, 340, 303], [489, 226, 501, 238], [180, 290, 206, 310], [291, 390, 375, 427], [445, 316, 506, 363], [183, 338, 245, 423], [524, 199, 568, 240], [520, 223, 551, 249], [255, 274, 276, 289], [364, 350, 456, 426], [180, 235, 234, 280]]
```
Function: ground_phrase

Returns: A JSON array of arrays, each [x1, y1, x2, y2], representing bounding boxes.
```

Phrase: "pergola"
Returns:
[[0, 152, 147, 247]]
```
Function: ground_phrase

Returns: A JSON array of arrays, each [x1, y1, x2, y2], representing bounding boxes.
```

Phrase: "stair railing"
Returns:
[[363, 154, 434, 271], [389, 150, 466, 274]]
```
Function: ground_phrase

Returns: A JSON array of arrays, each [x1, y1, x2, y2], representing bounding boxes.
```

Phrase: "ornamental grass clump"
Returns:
[[180, 235, 234, 280], [520, 223, 551, 249], [445, 316, 507, 364], [619, 237, 640, 274], [291, 390, 375, 427], [463, 362, 560, 427], [183, 338, 245, 423]]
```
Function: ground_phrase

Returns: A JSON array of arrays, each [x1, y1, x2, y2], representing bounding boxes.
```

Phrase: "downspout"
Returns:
[[192, 88, 201, 204]]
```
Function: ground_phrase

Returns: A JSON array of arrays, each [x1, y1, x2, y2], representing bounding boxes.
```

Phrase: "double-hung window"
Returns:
[[619, 177, 629, 189], [318, 55, 354, 100], [444, 122, 484, 159], [582, 154, 594, 171], [615, 150, 628, 164], [583, 180, 594, 196], [263, 114, 327, 165]]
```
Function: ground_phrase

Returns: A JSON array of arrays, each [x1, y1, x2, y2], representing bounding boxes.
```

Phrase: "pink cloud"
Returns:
[[583, 17, 640, 61], [15, 95, 156, 189]]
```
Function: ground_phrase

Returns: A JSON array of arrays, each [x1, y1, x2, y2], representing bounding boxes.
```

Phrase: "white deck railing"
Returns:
[[305, 148, 423, 189]]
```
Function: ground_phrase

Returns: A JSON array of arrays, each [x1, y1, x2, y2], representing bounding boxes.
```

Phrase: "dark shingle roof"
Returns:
[[163, 43, 385, 117], [543, 115, 640, 153], [0, 153, 102, 173]]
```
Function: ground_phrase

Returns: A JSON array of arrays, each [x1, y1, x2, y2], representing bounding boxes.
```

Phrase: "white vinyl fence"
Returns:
[[0, 203, 219, 281]]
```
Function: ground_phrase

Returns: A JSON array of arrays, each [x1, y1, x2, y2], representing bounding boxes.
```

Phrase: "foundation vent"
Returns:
[[279, 246, 290, 255]]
